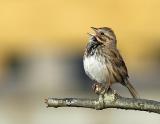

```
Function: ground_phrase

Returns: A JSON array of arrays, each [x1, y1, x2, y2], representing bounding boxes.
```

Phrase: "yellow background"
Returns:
[[0, 0, 160, 60]]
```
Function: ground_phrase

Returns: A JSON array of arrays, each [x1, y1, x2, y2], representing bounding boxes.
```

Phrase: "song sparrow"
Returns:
[[83, 27, 139, 98]]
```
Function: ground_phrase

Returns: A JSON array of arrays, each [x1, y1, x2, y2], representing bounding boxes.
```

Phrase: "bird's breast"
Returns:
[[83, 54, 108, 83]]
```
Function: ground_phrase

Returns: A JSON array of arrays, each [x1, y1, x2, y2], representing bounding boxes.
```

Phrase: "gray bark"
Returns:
[[45, 91, 160, 114]]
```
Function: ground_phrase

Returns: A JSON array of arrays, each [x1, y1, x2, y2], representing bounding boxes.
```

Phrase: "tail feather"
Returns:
[[125, 80, 139, 99]]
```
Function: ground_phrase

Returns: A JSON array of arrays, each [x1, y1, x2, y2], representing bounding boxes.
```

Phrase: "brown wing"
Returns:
[[105, 48, 129, 84], [104, 48, 139, 98]]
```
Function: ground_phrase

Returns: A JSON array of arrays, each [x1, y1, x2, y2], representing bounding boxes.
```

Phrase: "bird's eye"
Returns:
[[100, 32, 104, 35]]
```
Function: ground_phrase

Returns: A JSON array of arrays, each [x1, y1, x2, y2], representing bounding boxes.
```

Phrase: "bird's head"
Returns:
[[88, 27, 117, 47]]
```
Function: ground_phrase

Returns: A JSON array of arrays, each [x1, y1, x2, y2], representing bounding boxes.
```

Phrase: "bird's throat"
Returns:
[[86, 41, 102, 56]]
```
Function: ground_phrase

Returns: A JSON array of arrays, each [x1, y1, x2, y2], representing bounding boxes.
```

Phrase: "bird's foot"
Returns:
[[106, 86, 113, 95], [92, 83, 106, 95]]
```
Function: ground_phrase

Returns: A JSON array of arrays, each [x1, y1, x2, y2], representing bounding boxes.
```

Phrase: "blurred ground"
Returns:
[[0, 0, 160, 124]]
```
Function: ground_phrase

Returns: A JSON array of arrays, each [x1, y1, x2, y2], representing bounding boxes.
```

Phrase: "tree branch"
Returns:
[[45, 91, 160, 114]]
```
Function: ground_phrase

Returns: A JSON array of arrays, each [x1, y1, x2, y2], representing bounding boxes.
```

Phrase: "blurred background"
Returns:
[[0, 0, 160, 124]]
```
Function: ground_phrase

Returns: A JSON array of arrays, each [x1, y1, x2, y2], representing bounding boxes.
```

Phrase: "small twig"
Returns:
[[45, 91, 160, 114]]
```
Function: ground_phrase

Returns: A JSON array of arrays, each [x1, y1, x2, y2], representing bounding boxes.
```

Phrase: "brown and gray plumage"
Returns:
[[83, 27, 139, 98]]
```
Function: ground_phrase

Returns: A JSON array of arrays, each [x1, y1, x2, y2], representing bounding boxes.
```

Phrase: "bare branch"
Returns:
[[45, 91, 160, 114]]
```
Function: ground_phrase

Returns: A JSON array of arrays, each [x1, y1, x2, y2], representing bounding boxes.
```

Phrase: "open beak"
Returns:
[[90, 27, 103, 43], [91, 27, 100, 36], [87, 32, 94, 37], [91, 27, 98, 32], [88, 27, 98, 36]]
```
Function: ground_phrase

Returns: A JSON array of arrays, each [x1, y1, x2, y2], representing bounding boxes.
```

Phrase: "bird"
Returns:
[[83, 27, 139, 98]]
